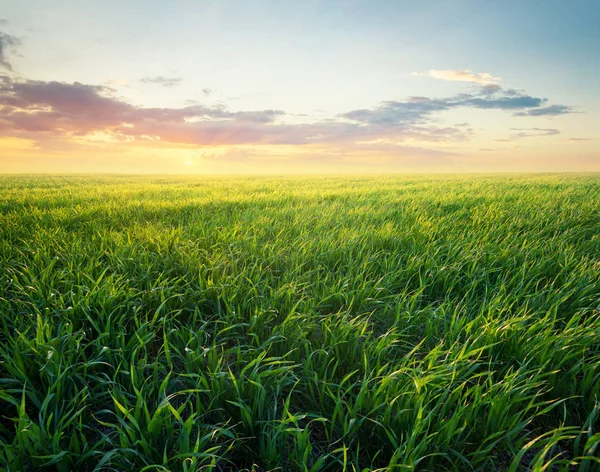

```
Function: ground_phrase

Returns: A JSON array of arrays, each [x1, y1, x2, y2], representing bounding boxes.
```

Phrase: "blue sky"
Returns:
[[0, 0, 598, 173]]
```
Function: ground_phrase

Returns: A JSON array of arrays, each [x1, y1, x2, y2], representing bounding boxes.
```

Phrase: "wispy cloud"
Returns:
[[509, 128, 560, 139], [140, 76, 183, 88], [514, 104, 575, 116], [105, 79, 129, 88], [340, 84, 574, 126], [0, 30, 20, 71], [414, 69, 501, 84], [566, 137, 592, 142]]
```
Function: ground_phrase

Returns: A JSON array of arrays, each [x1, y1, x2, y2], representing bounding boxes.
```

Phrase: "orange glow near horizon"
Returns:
[[2, 134, 598, 174], [0, 1, 598, 174]]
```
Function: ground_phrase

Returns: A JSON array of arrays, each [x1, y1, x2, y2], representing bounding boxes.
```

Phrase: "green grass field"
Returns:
[[0, 174, 599, 471]]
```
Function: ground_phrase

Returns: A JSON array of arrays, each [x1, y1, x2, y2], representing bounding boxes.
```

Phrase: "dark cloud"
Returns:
[[478, 84, 503, 95], [140, 76, 183, 88], [202, 88, 212, 97], [0, 31, 20, 70], [514, 104, 574, 116], [460, 94, 545, 109], [341, 85, 573, 127], [340, 97, 450, 125]]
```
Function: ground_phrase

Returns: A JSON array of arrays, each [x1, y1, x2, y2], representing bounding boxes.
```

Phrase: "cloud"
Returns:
[[140, 76, 183, 88], [479, 144, 520, 152], [202, 88, 212, 97], [514, 104, 574, 116], [341, 85, 573, 126], [0, 31, 20, 70], [199, 142, 459, 166], [567, 137, 592, 142], [232, 110, 284, 123], [0, 76, 473, 147], [340, 97, 450, 125], [478, 84, 503, 95], [415, 69, 501, 84], [460, 94, 545, 109], [0, 77, 293, 146], [0, 72, 575, 153], [411, 69, 574, 117], [508, 128, 560, 139], [0, 20, 8, 26]]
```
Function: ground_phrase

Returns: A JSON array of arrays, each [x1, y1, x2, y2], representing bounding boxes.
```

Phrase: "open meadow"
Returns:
[[0, 174, 599, 471]]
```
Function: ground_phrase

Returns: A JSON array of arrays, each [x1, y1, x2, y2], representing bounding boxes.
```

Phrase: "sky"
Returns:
[[0, 0, 598, 174]]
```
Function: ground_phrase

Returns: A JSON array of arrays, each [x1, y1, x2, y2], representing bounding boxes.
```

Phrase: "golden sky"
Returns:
[[0, 1, 598, 173]]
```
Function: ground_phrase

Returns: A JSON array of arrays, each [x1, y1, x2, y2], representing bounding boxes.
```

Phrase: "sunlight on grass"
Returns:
[[0, 174, 599, 471]]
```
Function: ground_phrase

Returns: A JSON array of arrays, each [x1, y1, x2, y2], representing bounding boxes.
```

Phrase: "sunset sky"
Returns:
[[0, 0, 598, 173]]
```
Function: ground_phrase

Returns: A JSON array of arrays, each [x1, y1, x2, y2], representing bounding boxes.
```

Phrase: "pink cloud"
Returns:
[[0, 73, 574, 153], [415, 69, 501, 84]]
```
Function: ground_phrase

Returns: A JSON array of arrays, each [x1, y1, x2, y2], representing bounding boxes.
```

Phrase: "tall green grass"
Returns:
[[0, 174, 599, 471]]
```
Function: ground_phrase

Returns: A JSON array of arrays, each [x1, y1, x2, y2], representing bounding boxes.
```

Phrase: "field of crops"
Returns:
[[0, 174, 599, 471]]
